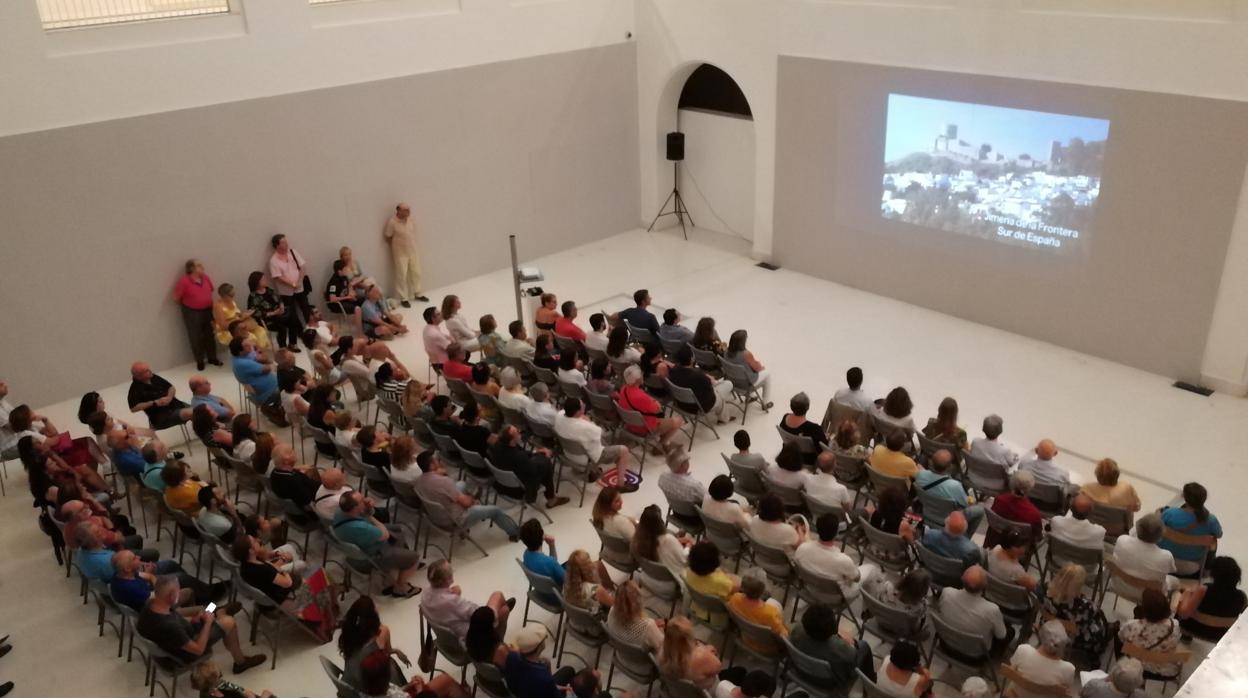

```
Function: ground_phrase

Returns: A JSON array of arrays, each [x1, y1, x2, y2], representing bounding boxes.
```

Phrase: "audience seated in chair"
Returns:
[[413, 450, 521, 539], [192, 404, 234, 452], [420, 560, 511, 640], [807, 451, 855, 511], [915, 448, 982, 532], [1159, 482, 1222, 577], [333, 491, 422, 598], [769, 441, 807, 488], [1080, 658, 1145, 698], [632, 505, 691, 595], [831, 366, 874, 413], [442, 342, 474, 383], [829, 419, 868, 459], [779, 393, 827, 466], [922, 396, 968, 451], [189, 375, 237, 423], [606, 579, 665, 652], [564, 549, 616, 615], [865, 568, 930, 618], [1051, 494, 1107, 550], [748, 493, 806, 553], [702, 475, 751, 530], [1177, 555, 1246, 641], [789, 603, 877, 688], [338, 597, 409, 692], [136, 574, 266, 674], [555, 300, 588, 345], [268, 443, 322, 509], [421, 307, 454, 368], [869, 429, 919, 481], [127, 362, 193, 431], [1117, 588, 1183, 680], [936, 565, 1013, 655], [495, 367, 531, 411], [986, 528, 1038, 590], [659, 444, 706, 510], [876, 641, 931, 697], [1081, 458, 1141, 513], [490, 425, 569, 509], [1019, 439, 1072, 491], [523, 382, 558, 428], [592, 486, 638, 538], [584, 313, 610, 353], [502, 624, 577, 698], [657, 615, 736, 691], [1010, 619, 1077, 698], [1112, 513, 1177, 593], [969, 413, 1020, 468], [439, 295, 477, 351], [728, 429, 767, 470], [726, 573, 788, 653], [501, 320, 535, 362], [875, 387, 917, 434], [667, 346, 734, 424], [723, 329, 772, 407], [795, 513, 871, 599], [988, 470, 1044, 544], [1042, 563, 1111, 671], [618, 364, 684, 450], [161, 460, 207, 515], [232, 534, 337, 642], [477, 314, 507, 369], [554, 396, 630, 487], [685, 541, 740, 625], [920, 511, 980, 568]]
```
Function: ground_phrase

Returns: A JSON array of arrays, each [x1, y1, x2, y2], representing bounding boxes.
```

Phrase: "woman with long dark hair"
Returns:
[[606, 325, 641, 363], [723, 329, 772, 408], [921, 396, 967, 450], [338, 597, 408, 691], [875, 386, 916, 433], [631, 504, 689, 595], [1159, 482, 1222, 577]]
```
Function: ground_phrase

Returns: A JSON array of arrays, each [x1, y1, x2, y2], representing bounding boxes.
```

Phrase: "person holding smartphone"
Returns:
[[135, 575, 266, 674]]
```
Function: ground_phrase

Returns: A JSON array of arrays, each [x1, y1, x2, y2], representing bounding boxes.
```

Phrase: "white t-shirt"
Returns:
[[280, 391, 308, 417], [768, 467, 806, 489], [1009, 644, 1075, 698], [334, 427, 359, 450], [557, 368, 587, 387], [584, 331, 609, 352], [523, 400, 557, 427], [497, 389, 532, 411], [445, 315, 477, 344], [601, 513, 636, 540], [794, 541, 861, 596], [1050, 515, 1106, 550], [388, 466, 422, 486], [748, 517, 800, 549], [554, 413, 604, 462], [938, 587, 1006, 640], [702, 496, 750, 529], [1113, 535, 1176, 585], [804, 472, 853, 510], [832, 387, 874, 413], [234, 439, 257, 464]]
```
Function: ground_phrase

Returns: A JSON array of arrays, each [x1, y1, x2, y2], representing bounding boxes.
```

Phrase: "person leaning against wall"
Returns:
[[173, 259, 223, 371], [383, 202, 429, 307]]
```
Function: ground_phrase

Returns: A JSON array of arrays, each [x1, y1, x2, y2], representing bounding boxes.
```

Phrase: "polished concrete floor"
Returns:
[[1, 226, 1242, 696]]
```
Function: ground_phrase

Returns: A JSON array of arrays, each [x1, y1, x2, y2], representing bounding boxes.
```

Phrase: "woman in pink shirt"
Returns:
[[173, 259, 222, 370], [267, 234, 314, 329]]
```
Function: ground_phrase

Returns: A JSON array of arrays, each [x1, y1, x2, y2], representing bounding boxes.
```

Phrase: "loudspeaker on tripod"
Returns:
[[666, 132, 685, 161]]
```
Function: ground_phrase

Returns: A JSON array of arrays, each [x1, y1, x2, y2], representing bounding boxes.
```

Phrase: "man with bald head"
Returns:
[[127, 361, 192, 430], [384, 202, 429, 307], [936, 564, 1012, 655], [1019, 439, 1071, 490], [920, 510, 981, 568], [1049, 494, 1106, 550], [267, 442, 321, 508], [915, 449, 983, 534], [188, 375, 235, 423]]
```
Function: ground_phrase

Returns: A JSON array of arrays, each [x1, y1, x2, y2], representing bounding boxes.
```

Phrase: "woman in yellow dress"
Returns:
[[213, 282, 270, 350]]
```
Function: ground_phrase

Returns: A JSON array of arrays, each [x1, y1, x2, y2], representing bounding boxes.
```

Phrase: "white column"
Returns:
[[1200, 162, 1248, 396]]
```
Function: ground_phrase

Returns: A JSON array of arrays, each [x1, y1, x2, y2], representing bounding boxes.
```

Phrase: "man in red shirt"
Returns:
[[986, 469, 1044, 547], [554, 301, 587, 344], [172, 259, 222, 370], [442, 343, 474, 383]]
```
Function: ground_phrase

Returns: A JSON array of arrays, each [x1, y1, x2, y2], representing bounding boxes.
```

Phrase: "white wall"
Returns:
[[0, 0, 634, 136], [637, 0, 1248, 391], [675, 108, 754, 240]]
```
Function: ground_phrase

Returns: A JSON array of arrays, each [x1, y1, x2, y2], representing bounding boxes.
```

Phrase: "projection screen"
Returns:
[[772, 57, 1248, 378]]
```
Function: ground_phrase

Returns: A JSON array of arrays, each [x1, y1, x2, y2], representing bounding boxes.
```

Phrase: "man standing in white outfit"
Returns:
[[384, 203, 429, 307]]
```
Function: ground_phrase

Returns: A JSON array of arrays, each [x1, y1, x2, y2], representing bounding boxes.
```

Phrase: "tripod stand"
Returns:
[[647, 161, 694, 240]]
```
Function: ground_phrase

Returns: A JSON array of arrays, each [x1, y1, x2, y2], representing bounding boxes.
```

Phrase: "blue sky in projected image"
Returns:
[[884, 94, 1110, 163]]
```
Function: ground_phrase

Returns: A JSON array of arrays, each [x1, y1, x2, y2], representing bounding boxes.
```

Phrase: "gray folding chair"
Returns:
[[516, 558, 565, 643], [698, 509, 748, 571], [865, 465, 910, 503], [776, 425, 818, 460], [963, 451, 1010, 499], [320, 655, 360, 698], [916, 543, 967, 589], [916, 433, 962, 469], [1029, 481, 1071, 519], [554, 588, 609, 668], [553, 434, 594, 507], [722, 454, 766, 505], [615, 402, 660, 469], [686, 584, 732, 641], [557, 378, 586, 403], [530, 364, 559, 392], [726, 605, 784, 671], [1087, 501, 1133, 543], [410, 416, 438, 450], [663, 496, 705, 538], [605, 624, 661, 698], [498, 403, 530, 435], [622, 320, 655, 346], [986, 570, 1035, 631], [803, 492, 849, 527], [594, 522, 638, 577], [429, 429, 464, 470], [417, 493, 489, 560], [376, 395, 409, 434], [824, 448, 868, 491], [860, 587, 929, 657], [553, 334, 581, 356], [915, 487, 962, 529], [473, 659, 516, 698], [747, 535, 797, 606], [455, 441, 494, 495], [719, 358, 769, 424], [303, 423, 341, 469], [584, 388, 623, 432], [347, 374, 378, 423], [444, 377, 475, 408], [821, 401, 868, 443], [928, 610, 999, 689], [793, 561, 859, 629], [664, 378, 720, 441], [1042, 535, 1105, 590], [689, 345, 720, 373], [486, 459, 553, 525], [856, 515, 913, 573], [637, 556, 682, 617], [765, 474, 807, 514], [425, 617, 472, 684], [783, 636, 849, 697], [469, 389, 502, 430], [335, 442, 368, 491]]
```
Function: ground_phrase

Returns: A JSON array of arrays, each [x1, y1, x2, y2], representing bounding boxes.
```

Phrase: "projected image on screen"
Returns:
[[881, 94, 1109, 252]]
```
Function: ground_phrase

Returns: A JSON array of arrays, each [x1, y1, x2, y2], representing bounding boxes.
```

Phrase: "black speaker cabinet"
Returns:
[[666, 132, 685, 161]]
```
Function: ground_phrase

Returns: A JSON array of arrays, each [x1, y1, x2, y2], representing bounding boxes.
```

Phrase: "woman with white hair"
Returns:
[[1081, 658, 1145, 698], [616, 364, 684, 453], [496, 367, 532, 411], [1009, 619, 1077, 698], [960, 677, 990, 698]]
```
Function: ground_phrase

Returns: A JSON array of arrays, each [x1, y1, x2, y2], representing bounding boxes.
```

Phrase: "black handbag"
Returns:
[[294, 252, 312, 295]]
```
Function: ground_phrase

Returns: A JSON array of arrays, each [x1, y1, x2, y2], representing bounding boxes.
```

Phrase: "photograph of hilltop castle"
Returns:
[[881, 94, 1110, 243]]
